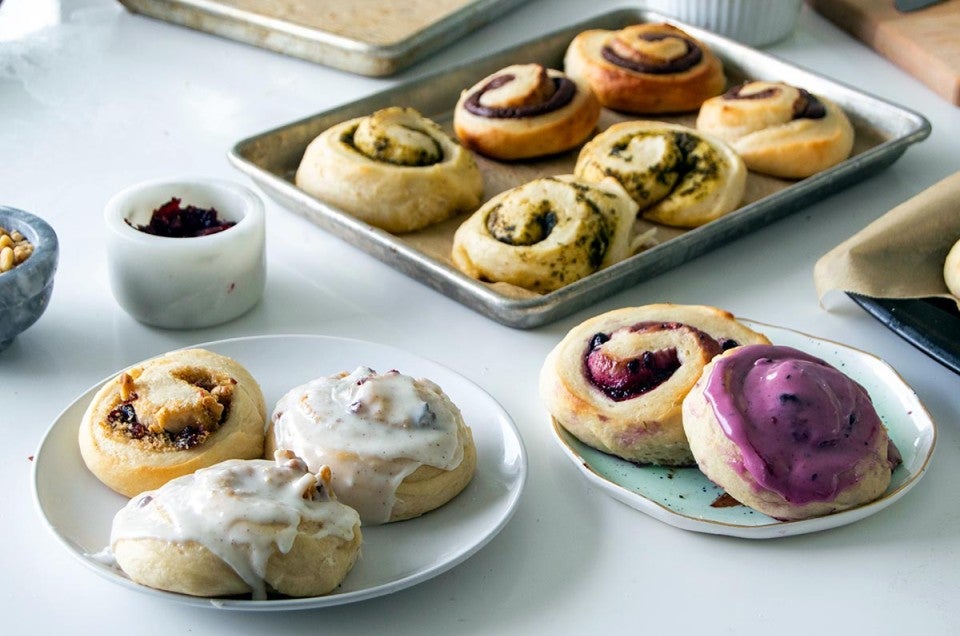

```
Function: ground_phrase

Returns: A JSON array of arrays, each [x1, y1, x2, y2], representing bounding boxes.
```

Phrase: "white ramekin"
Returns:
[[643, 0, 803, 48], [104, 178, 266, 329]]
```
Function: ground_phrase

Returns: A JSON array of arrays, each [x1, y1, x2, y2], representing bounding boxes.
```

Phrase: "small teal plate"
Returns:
[[550, 321, 937, 539]]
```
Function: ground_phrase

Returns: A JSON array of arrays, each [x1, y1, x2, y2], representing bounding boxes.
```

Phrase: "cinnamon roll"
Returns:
[[295, 107, 484, 233], [575, 121, 746, 228], [540, 304, 770, 465], [110, 451, 362, 599], [453, 63, 601, 160], [682, 344, 901, 520], [564, 23, 725, 114], [695, 81, 855, 178], [266, 367, 476, 525], [943, 238, 960, 298], [78, 348, 267, 497], [451, 175, 640, 293]]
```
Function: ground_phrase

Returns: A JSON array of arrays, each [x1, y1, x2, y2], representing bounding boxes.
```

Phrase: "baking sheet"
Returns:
[[228, 8, 931, 329], [849, 294, 960, 375], [117, 0, 528, 76]]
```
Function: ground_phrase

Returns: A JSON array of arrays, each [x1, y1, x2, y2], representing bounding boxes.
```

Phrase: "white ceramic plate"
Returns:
[[551, 322, 937, 539], [32, 335, 527, 610]]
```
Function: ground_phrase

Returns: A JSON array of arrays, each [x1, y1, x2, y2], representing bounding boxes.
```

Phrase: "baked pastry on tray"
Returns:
[[453, 63, 601, 160], [110, 451, 362, 599], [451, 175, 640, 293], [564, 22, 725, 114], [575, 120, 746, 228], [78, 348, 266, 497], [944, 238, 960, 298], [540, 304, 769, 465], [682, 344, 901, 520], [267, 366, 476, 525], [695, 80, 855, 178], [295, 106, 483, 233]]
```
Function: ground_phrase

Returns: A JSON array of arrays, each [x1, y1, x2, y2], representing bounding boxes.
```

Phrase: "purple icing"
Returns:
[[702, 344, 892, 504]]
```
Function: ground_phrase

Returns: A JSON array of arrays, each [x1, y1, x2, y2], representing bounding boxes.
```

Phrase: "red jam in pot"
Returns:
[[131, 198, 235, 237]]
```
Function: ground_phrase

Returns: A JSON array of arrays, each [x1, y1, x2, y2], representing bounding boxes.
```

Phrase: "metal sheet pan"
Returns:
[[228, 8, 931, 328], [117, 0, 528, 76], [849, 294, 960, 375]]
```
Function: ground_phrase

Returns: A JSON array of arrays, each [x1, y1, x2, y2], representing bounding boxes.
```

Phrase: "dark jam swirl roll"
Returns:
[[682, 344, 901, 520], [78, 348, 267, 497], [696, 81, 855, 179], [451, 175, 639, 294], [454, 63, 601, 160], [539, 304, 770, 465], [295, 107, 483, 233], [564, 23, 725, 114]]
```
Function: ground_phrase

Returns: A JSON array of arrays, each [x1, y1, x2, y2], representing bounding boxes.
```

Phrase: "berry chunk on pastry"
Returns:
[[540, 304, 769, 465], [267, 367, 476, 525], [295, 107, 483, 233], [575, 121, 746, 228], [110, 451, 362, 599], [696, 81, 855, 178], [682, 344, 901, 520], [564, 22, 725, 114], [451, 175, 640, 293], [78, 348, 266, 497], [453, 63, 601, 160]]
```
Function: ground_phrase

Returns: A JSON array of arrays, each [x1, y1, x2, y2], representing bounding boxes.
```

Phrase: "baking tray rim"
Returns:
[[228, 7, 932, 329]]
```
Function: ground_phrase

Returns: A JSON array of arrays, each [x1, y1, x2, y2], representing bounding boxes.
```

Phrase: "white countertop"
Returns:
[[3, 0, 959, 633]]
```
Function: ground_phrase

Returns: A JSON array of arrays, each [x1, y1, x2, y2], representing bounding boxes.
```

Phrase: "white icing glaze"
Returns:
[[270, 367, 466, 525], [110, 452, 360, 600]]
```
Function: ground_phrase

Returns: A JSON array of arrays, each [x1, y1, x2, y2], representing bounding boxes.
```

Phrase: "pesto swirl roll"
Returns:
[[451, 175, 639, 293], [295, 107, 483, 233], [575, 121, 746, 228]]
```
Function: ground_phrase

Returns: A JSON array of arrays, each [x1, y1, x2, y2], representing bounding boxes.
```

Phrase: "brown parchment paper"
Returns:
[[814, 171, 960, 309]]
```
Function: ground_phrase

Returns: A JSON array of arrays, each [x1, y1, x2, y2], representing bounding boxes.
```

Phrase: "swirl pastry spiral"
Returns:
[[564, 23, 725, 114], [540, 304, 770, 465], [453, 63, 601, 160], [682, 345, 900, 520], [696, 81, 855, 178], [78, 348, 266, 497], [575, 121, 746, 228], [451, 175, 639, 293], [295, 107, 483, 233]]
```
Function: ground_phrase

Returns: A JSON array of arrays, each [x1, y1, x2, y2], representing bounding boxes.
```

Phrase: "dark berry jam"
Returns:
[[131, 198, 235, 237]]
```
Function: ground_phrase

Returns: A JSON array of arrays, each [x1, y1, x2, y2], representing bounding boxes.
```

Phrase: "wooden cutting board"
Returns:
[[809, 0, 960, 106]]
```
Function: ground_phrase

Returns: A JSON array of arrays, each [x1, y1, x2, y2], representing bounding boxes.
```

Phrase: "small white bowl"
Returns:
[[643, 0, 803, 48], [105, 178, 266, 329]]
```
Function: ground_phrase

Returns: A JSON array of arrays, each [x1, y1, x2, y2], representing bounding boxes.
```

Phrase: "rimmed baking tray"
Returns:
[[117, 0, 528, 76], [229, 8, 931, 329]]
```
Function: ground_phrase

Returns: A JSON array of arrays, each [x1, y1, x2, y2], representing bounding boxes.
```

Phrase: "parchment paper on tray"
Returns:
[[814, 171, 960, 310]]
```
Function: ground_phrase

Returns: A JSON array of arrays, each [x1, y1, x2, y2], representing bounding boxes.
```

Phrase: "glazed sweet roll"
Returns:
[[564, 23, 725, 114], [575, 121, 746, 228], [295, 107, 484, 233], [451, 175, 640, 293], [540, 304, 769, 465], [696, 81, 855, 178], [266, 367, 476, 525], [110, 451, 362, 598], [682, 344, 901, 520], [78, 348, 266, 497], [453, 63, 601, 160]]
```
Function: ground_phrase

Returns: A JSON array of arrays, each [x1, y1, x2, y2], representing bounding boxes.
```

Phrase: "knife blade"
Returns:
[[894, 0, 945, 12]]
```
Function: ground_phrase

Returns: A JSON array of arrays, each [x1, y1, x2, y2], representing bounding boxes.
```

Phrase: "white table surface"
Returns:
[[3, 0, 959, 633]]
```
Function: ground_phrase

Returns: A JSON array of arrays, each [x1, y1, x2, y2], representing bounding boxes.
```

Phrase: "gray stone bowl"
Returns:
[[0, 207, 58, 352]]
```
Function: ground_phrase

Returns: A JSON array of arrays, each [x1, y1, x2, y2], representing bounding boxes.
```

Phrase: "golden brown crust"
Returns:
[[539, 304, 769, 465], [453, 64, 601, 160], [78, 348, 266, 497], [695, 81, 855, 178], [564, 24, 725, 114]]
